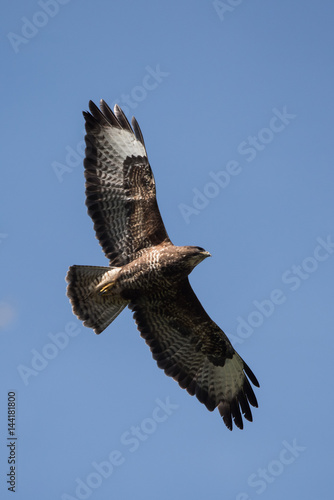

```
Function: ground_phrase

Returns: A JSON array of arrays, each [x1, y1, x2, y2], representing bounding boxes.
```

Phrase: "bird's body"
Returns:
[[66, 100, 260, 430], [117, 244, 209, 297]]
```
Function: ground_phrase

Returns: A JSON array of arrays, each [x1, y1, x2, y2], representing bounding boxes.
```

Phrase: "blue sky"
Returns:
[[1, 0, 334, 498]]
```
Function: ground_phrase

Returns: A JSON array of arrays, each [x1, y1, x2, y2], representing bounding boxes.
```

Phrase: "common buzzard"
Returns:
[[66, 100, 259, 430]]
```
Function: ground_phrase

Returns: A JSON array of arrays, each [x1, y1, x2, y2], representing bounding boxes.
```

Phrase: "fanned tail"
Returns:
[[66, 265, 128, 334]]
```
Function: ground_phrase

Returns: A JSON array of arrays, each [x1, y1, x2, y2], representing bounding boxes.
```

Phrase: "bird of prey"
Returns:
[[66, 100, 259, 430]]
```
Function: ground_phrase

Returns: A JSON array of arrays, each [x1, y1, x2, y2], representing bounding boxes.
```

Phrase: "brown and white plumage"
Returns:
[[84, 100, 170, 266], [66, 100, 260, 430]]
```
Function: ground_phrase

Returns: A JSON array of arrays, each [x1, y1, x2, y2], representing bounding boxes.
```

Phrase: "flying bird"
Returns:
[[66, 100, 260, 430]]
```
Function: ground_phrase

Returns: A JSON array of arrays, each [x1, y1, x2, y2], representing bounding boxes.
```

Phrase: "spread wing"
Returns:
[[83, 100, 170, 266], [130, 279, 259, 430]]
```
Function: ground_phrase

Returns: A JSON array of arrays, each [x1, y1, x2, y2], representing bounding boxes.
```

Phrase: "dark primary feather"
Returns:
[[131, 116, 146, 149], [99, 99, 122, 128], [114, 103, 134, 132]]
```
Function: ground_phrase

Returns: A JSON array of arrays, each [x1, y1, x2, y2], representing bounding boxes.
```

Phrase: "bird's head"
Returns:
[[182, 246, 211, 270]]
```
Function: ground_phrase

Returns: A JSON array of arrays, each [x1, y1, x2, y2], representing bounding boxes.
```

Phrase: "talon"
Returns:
[[99, 283, 115, 294]]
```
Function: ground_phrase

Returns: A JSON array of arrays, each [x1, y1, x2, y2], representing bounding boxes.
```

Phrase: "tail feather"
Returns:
[[66, 265, 128, 334]]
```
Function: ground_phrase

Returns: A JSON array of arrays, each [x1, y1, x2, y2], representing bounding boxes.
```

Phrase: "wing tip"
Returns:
[[83, 99, 139, 136], [131, 116, 146, 149], [244, 361, 260, 388]]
